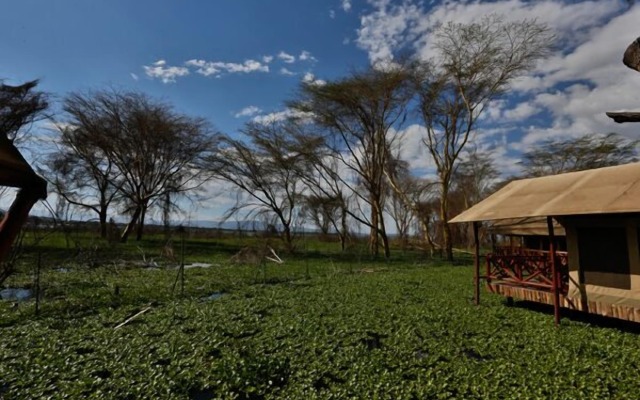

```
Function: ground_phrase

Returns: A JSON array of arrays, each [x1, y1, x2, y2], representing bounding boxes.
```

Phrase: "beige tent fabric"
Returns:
[[450, 162, 640, 223], [488, 217, 566, 236]]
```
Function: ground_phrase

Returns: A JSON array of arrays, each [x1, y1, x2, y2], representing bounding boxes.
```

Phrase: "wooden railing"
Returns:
[[486, 249, 568, 294]]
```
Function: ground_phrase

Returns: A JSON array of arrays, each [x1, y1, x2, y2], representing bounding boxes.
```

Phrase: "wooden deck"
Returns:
[[488, 282, 640, 323], [483, 248, 640, 323]]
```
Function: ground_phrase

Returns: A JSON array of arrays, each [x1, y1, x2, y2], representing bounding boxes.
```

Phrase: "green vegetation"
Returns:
[[1, 236, 639, 399]]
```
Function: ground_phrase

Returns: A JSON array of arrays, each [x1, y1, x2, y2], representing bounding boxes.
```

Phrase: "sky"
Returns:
[[1, 0, 640, 225]]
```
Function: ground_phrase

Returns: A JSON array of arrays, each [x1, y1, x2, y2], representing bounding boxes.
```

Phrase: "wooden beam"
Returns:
[[606, 111, 640, 123], [473, 222, 480, 306], [547, 216, 560, 326], [0, 186, 46, 265]]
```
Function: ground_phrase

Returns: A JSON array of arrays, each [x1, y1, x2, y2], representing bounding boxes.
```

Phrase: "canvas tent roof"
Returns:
[[488, 217, 566, 236], [450, 162, 640, 223]]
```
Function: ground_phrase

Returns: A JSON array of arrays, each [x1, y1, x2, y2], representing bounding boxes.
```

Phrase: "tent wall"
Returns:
[[563, 214, 640, 315]]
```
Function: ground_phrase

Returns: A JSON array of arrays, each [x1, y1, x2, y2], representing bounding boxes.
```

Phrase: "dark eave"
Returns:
[[606, 111, 640, 123]]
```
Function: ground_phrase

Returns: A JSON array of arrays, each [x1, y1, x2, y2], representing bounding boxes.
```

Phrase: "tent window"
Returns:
[[577, 227, 630, 290]]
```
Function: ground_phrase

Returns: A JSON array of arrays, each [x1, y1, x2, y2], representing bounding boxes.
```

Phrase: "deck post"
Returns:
[[546, 216, 560, 326], [473, 221, 480, 305]]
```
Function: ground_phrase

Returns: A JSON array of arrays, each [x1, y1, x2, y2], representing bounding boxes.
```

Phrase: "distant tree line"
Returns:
[[4, 15, 639, 259]]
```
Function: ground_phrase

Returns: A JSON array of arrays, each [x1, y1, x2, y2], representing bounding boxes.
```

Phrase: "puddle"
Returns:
[[0, 288, 33, 301], [55, 267, 70, 273], [202, 292, 224, 301], [184, 263, 214, 269]]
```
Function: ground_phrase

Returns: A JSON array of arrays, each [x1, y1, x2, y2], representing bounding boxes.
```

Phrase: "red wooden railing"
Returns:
[[485, 249, 568, 294]]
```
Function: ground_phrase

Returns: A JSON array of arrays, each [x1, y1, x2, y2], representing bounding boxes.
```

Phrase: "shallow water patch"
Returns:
[[0, 288, 32, 301]]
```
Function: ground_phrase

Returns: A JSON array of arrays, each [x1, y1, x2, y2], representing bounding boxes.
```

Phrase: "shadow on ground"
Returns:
[[510, 300, 640, 334]]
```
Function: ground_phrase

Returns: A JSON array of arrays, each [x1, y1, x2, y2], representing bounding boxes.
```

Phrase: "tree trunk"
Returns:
[[163, 191, 171, 240], [340, 209, 348, 252], [419, 214, 439, 258], [440, 184, 453, 261], [377, 205, 391, 258], [99, 207, 108, 239], [369, 199, 379, 257], [283, 225, 294, 253], [136, 203, 148, 241], [120, 206, 142, 243]]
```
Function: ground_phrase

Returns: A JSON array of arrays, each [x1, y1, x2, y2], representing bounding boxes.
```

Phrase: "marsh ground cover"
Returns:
[[1, 236, 639, 399]]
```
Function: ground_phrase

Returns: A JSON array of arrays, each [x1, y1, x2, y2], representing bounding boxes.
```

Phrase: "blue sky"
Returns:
[[2, 0, 640, 224], [0, 0, 367, 135]]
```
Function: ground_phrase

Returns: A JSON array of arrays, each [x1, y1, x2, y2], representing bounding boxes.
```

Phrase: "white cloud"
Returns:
[[394, 124, 435, 174], [143, 59, 189, 83], [280, 67, 296, 76], [302, 72, 326, 86], [277, 51, 296, 64], [299, 50, 317, 62], [234, 106, 263, 118], [355, 0, 640, 177], [185, 58, 269, 77], [341, 0, 352, 12], [184, 59, 219, 76], [356, 1, 422, 64], [329, 9, 336, 18], [357, 0, 624, 65], [252, 108, 315, 124], [147, 50, 306, 82], [503, 103, 541, 121], [130, 73, 139, 81]]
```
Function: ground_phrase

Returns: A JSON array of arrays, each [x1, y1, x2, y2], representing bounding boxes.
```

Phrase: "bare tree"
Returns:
[[383, 156, 439, 254], [205, 120, 306, 252], [452, 149, 499, 209], [447, 149, 500, 248], [294, 134, 353, 252], [43, 112, 121, 238], [291, 66, 414, 257], [519, 133, 638, 177], [387, 187, 414, 249], [417, 15, 553, 260], [301, 194, 340, 236], [46, 89, 216, 242]]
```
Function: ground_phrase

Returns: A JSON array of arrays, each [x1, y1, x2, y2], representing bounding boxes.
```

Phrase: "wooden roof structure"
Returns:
[[0, 123, 47, 269], [607, 37, 640, 123], [0, 134, 46, 193]]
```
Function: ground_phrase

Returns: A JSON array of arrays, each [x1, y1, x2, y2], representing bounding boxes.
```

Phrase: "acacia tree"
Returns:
[[520, 133, 638, 177], [448, 149, 500, 247], [44, 95, 122, 238], [452, 149, 499, 209], [291, 66, 414, 258], [47, 89, 216, 242], [387, 187, 414, 249], [302, 194, 340, 236], [417, 15, 553, 260], [383, 156, 439, 253], [205, 120, 306, 252], [294, 134, 353, 252]]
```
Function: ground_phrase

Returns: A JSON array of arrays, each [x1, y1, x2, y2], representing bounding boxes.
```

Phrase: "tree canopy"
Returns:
[[520, 133, 639, 177]]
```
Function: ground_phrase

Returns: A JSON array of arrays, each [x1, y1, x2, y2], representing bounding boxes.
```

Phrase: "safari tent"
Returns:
[[450, 162, 640, 324]]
